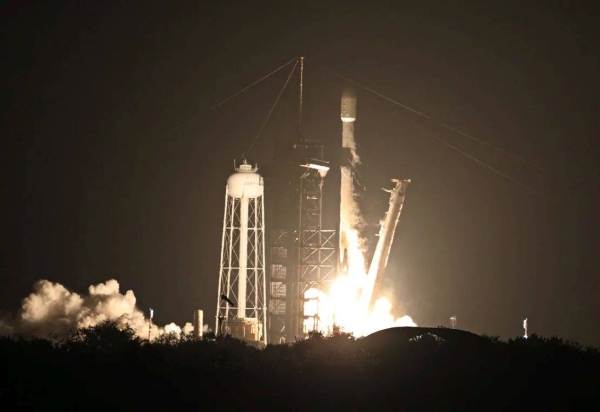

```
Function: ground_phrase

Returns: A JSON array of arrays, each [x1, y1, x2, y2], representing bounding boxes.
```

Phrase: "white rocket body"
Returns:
[[359, 179, 410, 310], [339, 89, 358, 273]]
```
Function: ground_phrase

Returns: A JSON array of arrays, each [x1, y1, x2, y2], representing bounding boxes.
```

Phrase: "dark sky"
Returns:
[[2, 1, 600, 345]]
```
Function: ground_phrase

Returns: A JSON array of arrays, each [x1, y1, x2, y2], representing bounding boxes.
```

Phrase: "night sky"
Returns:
[[3, 2, 600, 346]]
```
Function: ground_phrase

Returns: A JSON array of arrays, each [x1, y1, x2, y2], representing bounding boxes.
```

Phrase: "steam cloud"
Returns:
[[0, 279, 196, 340]]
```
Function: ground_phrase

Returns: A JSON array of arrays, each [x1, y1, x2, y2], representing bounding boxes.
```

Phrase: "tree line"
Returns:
[[1, 321, 598, 410]]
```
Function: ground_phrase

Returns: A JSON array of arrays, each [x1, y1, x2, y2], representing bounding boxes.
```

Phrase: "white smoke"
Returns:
[[0, 279, 193, 341]]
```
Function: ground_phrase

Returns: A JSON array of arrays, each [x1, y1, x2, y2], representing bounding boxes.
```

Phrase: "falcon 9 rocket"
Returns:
[[339, 89, 358, 274]]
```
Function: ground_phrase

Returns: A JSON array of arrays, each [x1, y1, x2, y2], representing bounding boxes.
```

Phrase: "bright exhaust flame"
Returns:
[[303, 270, 416, 337], [304, 234, 416, 337]]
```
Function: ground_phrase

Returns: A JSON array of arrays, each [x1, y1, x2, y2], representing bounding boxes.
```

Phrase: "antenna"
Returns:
[[299, 56, 304, 141]]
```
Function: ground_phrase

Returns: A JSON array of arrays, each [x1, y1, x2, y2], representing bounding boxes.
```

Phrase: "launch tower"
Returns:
[[268, 58, 337, 343]]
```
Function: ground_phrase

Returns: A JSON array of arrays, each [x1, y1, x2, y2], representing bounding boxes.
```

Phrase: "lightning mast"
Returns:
[[268, 57, 336, 343]]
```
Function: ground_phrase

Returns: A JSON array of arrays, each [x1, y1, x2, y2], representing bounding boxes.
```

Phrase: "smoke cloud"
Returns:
[[0, 279, 195, 340]]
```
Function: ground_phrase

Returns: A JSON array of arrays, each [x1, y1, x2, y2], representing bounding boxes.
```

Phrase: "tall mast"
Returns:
[[298, 56, 304, 141]]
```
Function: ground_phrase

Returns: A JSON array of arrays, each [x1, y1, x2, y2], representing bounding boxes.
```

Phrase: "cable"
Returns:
[[162, 56, 299, 137], [203, 57, 298, 115], [317, 64, 567, 180], [245, 59, 299, 158], [411, 123, 554, 201]]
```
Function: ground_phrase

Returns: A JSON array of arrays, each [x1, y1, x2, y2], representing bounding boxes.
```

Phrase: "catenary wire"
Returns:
[[318, 64, 567, 180], [245, 59, 299, 158], [161, 56, 299, 138], [411, 123, 554, 201]]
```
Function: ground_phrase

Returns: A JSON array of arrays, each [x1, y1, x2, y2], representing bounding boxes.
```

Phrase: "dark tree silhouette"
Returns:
[[1, 323, 598, 409], [63, 320, 141, 352]]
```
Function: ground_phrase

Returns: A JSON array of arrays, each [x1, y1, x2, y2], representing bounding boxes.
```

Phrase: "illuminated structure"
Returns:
[[216, 160, 267, 345], [193, 309, 203, 339], [268, 58, 337, 343], [296, 150, 336, 337], [267, 61, 412, 343], [268, 144, 337, 343]]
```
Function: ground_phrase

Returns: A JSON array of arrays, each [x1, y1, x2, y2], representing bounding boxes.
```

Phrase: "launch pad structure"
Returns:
[[268, 60, 411, 343], [214, 57, 410, 345], [268, 58, 338, 343], [269, 141, 337, 343]]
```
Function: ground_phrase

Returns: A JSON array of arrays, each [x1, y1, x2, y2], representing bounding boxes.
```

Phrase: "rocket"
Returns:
[[339, 89, 357, 274], [338, 88, 411, 311], [360, 178, 410, 310]]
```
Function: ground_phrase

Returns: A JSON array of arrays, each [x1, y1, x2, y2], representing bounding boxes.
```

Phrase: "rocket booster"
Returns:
[[339, 164, 352, 273], [360, 179, 410, 310], [341, 88, 358, 163], [339, 89, 357, 273]]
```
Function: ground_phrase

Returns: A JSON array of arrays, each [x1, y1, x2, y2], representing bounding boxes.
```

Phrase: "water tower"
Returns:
[[216, 160, 267, 345]]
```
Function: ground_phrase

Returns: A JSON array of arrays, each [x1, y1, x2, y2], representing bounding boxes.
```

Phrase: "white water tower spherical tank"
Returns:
[[227, 162, 264, 199]]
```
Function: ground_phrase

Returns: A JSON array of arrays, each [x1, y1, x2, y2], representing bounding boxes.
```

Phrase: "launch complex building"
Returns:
[[216, 59, 410, 345]]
